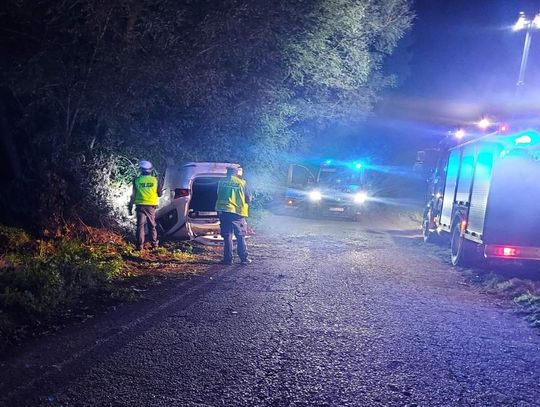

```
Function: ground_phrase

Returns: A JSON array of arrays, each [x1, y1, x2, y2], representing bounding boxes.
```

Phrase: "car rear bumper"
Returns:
[[188, 217, 221, 236]]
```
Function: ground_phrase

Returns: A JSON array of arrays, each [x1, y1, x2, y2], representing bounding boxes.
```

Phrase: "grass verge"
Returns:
[[0, 224, 216, 352], [458, 264, 540, 328]]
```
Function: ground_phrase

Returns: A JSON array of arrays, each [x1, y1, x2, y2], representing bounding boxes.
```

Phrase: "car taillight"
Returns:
[[174, 188, 190, 199]]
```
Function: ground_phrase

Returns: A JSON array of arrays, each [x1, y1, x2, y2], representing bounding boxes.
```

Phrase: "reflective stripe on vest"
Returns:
[[215, 175, 249, 217], [134, 175, 159, 206]]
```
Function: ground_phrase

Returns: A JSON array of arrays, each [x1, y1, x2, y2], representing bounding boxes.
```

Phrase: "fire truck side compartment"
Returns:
[[483, 151, 540, 246], [466, 144, 495, 240], [455, 146, 475, 206], [440, 149, 461, 230]]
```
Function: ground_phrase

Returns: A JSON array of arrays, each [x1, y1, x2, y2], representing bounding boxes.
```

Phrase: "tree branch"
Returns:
[[65, 7, 114, 144]]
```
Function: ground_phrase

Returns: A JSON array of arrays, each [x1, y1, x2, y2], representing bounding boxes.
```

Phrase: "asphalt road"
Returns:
[[2, 212, 540, 406]]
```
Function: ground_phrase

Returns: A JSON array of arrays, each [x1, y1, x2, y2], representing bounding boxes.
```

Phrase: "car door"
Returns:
[[286, 164, 315, 203]]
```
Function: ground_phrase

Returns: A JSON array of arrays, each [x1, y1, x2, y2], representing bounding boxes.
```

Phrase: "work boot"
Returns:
[[240, 258, 252, 265], [219, 259, 233, 265]]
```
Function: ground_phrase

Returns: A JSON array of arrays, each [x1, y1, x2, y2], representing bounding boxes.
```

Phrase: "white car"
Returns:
[[156, 162, 243, 245]]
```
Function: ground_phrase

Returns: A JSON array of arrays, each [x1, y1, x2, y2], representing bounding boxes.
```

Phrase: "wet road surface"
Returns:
[[2, 213, 540, 406]]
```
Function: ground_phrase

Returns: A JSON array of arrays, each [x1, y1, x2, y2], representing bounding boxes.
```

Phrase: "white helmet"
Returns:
[[139, 160, 153, 171]]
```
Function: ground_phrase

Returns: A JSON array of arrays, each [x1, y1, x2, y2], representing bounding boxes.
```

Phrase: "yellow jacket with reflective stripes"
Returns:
[[133, 175, 159, 206], [215, 175, 249, 217]]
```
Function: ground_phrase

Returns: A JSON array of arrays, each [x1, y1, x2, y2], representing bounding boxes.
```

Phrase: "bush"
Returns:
[[46, 241, 123, 294], [0, 263, 64, 318], [0, 223, 202, 349], [0, 238, 124, 346], [0, 225, 32, 255]]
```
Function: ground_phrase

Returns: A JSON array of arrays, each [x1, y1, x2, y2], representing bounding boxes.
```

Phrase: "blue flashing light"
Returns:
[[355, 163, 363, 169], [324, 159, 333, 165]]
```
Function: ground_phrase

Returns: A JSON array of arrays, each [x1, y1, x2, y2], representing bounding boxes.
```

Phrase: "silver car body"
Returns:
[[156, 162, 242, 243]]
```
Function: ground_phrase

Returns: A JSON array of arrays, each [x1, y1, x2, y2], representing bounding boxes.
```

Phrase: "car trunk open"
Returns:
[[188, 176, 223, 219]]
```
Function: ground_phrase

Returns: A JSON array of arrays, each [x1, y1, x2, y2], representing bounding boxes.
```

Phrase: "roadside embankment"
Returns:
[[0, 224, 217, 352], [423, 234, 540, 329]]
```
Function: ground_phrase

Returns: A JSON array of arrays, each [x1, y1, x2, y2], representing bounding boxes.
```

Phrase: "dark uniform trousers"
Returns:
[[136, 205, 158, 249], [219, 211, 248, 262]]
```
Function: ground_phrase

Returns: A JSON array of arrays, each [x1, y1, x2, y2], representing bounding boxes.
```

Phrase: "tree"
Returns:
[[0, 0, 413, 232]]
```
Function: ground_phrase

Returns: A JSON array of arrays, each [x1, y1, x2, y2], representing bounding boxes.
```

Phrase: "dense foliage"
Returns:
[[0, 0, 413, 232], [0, 225, 123, 346], [0, 223, 198, 348]]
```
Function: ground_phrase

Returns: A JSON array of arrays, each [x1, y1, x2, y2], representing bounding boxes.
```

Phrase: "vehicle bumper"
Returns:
[[484, 245, 540, 260], [188, 217, 221, 237], [308, 202, 364, 218]]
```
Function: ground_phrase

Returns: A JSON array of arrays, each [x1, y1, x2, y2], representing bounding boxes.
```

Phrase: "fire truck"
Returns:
[[418, 128, 540, 266], [284, 160, 371, 220]]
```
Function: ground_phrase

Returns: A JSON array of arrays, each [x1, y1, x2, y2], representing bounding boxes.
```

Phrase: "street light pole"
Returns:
[[517, 28, 532, 88], [513, 12, 540, 90]]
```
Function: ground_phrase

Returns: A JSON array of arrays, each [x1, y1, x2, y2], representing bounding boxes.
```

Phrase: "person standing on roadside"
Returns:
[[215, 166, 252, 265], [128, 160, 163, 251]]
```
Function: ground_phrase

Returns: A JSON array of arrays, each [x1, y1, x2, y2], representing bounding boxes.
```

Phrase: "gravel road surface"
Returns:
[[2, 212, 540, 406]]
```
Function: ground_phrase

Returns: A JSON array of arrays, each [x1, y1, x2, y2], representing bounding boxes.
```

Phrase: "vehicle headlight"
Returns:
[[354, 191, 368, 204], [309, 190, 322, 202]]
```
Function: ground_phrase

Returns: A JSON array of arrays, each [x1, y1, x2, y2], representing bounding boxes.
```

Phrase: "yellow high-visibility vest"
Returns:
[[216, 175, 249, 217], [133, 175, 159, 206]]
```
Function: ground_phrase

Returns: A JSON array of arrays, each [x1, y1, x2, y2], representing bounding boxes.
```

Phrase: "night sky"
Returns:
[[333, 0, 540, 163], [399, 0, 539, 118]]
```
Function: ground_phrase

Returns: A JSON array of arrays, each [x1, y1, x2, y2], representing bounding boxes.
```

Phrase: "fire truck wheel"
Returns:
[[450, 220, 474, 267], [422, 209, 438, 243]]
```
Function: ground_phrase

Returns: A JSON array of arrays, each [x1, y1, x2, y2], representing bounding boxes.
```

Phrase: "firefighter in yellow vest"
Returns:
[[215, 166, 252, 265], [128, 160, 163, 250]]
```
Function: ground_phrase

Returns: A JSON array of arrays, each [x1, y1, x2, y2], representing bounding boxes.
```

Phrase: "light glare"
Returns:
[[478, 118, 490, 130], [515, 135, 532, 144], [513, 12, 529, 31], [111, 182, 133, 210], [309, 190, 322, 201], [354, 191, 368, 204], [533, 13, 540, 29], [513, 12, 540, 31]]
